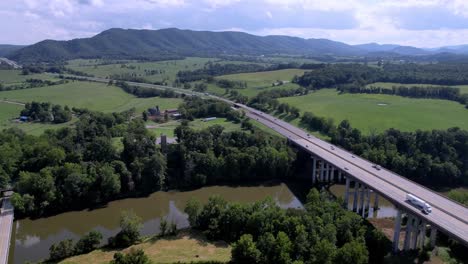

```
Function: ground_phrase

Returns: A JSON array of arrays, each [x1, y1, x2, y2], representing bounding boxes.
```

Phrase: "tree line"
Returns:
[[294, 63, 468, 89], [113, 80, 180, 98], [337, 84, 468, 107], [185, 189, 390, 264], [298, 113, 468, 188], [0, 78, 68, 91]]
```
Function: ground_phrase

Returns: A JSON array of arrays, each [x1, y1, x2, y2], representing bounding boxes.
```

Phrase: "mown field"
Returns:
[[368, 82, 468, 94], [60, 230, 230, 264], [66, 57, 213, 83], [0, 80, 182, 134], [0, 70, 54, 87], [66, 57, 269, 84], [146, 117, 280, 138], [206, 68, 308, 97], [279, 89, 468, 134]]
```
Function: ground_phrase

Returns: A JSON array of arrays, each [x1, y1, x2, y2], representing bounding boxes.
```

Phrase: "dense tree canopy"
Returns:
[[186, 189, 384, 263]]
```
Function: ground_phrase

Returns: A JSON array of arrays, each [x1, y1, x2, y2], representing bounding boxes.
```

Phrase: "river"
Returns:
[[9, 183, 303, 264], [8, 182, 398, 264]]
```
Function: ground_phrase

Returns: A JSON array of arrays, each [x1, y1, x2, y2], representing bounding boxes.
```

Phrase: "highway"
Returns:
[[73, 75, 468, 246], [0, 198, 13, 264]]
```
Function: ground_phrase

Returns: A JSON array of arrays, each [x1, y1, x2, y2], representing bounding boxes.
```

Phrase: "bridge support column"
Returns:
[[418, 221, 426, 249], [404, 215, 414, 251], [312, 156, 316, 185], [430, 227, 437, 248], [359, 185, 366, 214], [325, 163, 330, 182], [392, 210, 402, 253], [373, 193, 379, 211], [411, 218, 420, 250], [320, 161, 325, 182], [364, 188, 371, 218], [330, 167, 335, 182], [353, 182, 359, 212], [344, 177, 350, 209], [338, 171, 342, 182]]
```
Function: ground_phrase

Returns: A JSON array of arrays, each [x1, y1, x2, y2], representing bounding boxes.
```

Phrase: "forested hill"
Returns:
[[0, 44, 25, 57], [9, 28, 367, 62]]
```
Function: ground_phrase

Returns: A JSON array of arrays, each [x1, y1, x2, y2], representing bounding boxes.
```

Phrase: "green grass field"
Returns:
[[60, 230, 230, 264], [0, 80, 182, 134], [206, 69, 308, 97], [279, 89, 468, 134], [67, 57, 214, 83], [368, 82, 468, 94], [0, 70, 54, 87], [146, 117, 280, 138]]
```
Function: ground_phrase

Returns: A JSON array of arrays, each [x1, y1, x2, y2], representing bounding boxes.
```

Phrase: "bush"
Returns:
[[109, 211, 142, 248], [49, 239, 75, 261], [74, 230, 103, 254], [110, 248, 151, 264]]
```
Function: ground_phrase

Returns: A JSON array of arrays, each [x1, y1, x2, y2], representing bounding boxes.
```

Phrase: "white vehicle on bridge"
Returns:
[[406, 194, 432, 214]]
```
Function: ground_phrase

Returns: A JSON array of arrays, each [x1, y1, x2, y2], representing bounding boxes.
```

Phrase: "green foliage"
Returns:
[[447, 189, 468, 206], [49, 239, 75, 261], [21, 101, 72, 124], [74, 230, 103, 255], [187, 189, 369, 263], [334, 241, 369, 264], [159, 218, 168, 237], [109, 211, 142, 248], [184, 198, 202, 227], [231, 234, 261, 263], [110, 248, 151, 264]]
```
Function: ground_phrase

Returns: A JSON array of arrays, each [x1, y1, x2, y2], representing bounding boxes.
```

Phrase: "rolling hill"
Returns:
[[9, 28, 468, 63], [8, 28, 368, 63]]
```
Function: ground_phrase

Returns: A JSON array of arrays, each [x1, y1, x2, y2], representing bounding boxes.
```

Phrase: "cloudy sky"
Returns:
[[2, 0, 468, 47]]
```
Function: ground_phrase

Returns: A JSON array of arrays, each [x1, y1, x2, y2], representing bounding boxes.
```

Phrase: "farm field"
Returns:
[[0, 70, 54, 87], [0, 80, 182, 134], [367, 82, 468, 94], [206, 68, 308, 97], [279, 89, 468, 134], [66, 57, 269, 84], [0, 81, 182, 113]]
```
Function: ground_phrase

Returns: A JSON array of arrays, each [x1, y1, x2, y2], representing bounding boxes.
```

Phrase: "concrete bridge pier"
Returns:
[[404, 214, 414, 250], [373, 192, 379, 211], [320, 160, 325, 182], [344, 177, 350, 209], [430, 227, 437, 248], [311, 156, 317, 185], [393, 210, 403, 252], [353, 181, 359, 212]]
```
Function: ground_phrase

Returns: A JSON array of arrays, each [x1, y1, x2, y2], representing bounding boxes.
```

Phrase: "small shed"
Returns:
[[19, 116, 28, 122]]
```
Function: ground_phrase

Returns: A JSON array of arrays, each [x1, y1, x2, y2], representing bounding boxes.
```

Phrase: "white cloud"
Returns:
[[2, 0, 468, 47]]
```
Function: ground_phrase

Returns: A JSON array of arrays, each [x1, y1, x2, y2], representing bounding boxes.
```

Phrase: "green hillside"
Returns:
[[9, 28, 364, 63]]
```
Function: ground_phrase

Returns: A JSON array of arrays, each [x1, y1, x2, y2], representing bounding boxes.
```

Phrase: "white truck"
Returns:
[[406, 193, 432, 214]]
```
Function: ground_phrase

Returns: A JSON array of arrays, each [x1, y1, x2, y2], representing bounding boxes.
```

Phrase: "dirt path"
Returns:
[[0, 100, 25, 106]]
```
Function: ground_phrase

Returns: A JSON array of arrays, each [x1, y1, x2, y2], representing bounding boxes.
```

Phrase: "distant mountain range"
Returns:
[[4, 28, 468, 63]]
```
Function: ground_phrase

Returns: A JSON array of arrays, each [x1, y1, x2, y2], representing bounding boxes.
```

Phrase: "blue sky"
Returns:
[[2, 0, 468, 47]]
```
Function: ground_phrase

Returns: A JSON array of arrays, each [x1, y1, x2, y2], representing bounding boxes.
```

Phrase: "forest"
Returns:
[[185, 189, 390, 264], [1, 97, 296, 217]]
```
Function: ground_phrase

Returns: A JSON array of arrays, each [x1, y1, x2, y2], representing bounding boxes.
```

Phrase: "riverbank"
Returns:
[[60, 229, 230, 264]]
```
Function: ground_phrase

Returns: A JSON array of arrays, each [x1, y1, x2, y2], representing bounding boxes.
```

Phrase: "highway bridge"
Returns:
[[71, 75, 468, 252]]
